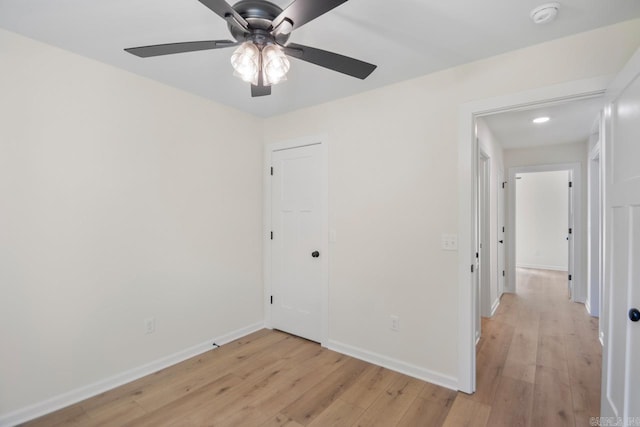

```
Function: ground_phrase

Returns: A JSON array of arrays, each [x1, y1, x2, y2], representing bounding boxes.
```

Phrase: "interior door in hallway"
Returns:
[[271, 143, 323, 343], [601, 47, 640, 422]]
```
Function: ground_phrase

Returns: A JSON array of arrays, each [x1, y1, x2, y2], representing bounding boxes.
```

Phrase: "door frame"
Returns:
[[457, 76, 609, 393], [507, 164, 580, 299], [478, 150, 491, 321], [497, 168, 506, 302], [263, 135, 329, 346], [587, 138, 603, 321]]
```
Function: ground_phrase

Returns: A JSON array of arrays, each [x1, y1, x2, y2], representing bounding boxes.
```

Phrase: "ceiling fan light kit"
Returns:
[[125, 0, 377, 97], [530, 2, 560, 25]]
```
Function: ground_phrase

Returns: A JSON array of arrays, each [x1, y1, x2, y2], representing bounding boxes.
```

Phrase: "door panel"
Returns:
[[601, 48, 640, 421], [271, 144, 322, 342], [605, 207, 628, 415]]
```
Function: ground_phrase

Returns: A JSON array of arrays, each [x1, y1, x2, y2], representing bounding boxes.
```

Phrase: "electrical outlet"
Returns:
[[442, 234, 458, 251], [144, 317, 155, 335], [390, 315, 399, 331]]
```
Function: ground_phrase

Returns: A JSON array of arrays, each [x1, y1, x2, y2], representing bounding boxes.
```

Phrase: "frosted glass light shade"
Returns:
[[262, 44, 290, 85], [231, 42, 260, 85]]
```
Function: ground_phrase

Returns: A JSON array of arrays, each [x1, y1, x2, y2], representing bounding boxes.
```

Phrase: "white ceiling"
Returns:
[[481, 96, 603, 149], [1, 0, 639, 117]]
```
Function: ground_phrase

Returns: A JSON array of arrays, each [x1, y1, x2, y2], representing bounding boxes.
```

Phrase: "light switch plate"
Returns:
[[442, 234, 458, 251]]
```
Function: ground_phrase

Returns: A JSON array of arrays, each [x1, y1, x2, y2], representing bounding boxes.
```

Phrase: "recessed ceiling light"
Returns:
[[530, 3, 560, 25], [533, 116, 550, 124]]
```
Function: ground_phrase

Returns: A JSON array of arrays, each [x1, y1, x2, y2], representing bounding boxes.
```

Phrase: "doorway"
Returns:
[[457, 76, 608, 393], [514, 170, 571, 295], [508, 163, 580, 300]]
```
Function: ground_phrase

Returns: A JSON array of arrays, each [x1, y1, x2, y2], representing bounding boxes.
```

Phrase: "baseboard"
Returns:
[[516, 263, 567, 272], [327, 340, 458, 391], [491, 298, 500, 317], [0, 321, 264, 427]]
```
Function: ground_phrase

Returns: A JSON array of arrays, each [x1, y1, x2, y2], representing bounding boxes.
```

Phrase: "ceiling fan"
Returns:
[[125, 0, 377, 97]]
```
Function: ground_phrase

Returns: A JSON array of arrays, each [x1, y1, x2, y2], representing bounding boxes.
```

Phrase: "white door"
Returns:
[[568, 172, 574, 299], [497, 171, 505, 297], [271, 143, 323, 342], [600, 47, 640, 422]]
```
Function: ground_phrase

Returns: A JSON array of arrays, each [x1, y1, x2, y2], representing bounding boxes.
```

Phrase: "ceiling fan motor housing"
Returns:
[[229, 0, 290, 45]]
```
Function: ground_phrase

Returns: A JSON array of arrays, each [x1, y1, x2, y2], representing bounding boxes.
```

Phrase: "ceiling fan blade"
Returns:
[[198, 0, 249, 33], [251, 84, 271, 97], [125, 40, 238, 58], [272, 0, 348, 32], [283, 43, 376, 79]]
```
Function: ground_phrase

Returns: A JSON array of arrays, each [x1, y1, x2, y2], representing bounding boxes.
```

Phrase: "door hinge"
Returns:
[[270, 166, 273, 176], [471, 264, 475, 273], [502, 270, 505, 277], [270, 231, 273, 240], [270, 295, 273, 304], [568, 274, 572, 281], [568, 181, 573, 188]]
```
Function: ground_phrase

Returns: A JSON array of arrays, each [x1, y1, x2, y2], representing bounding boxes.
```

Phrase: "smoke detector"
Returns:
[[530, 2, 560, 24]]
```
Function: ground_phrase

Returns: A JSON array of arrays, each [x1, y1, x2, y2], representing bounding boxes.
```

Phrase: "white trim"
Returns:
[[479, 150, 491, 318], [457, 75, 610, 394], [263, 134, 329, 347], [0, 322, 265, 427], [327, 340, 458, 391], [507, 162, 582, 302], [516, 263, 569, 271], [587, 139, 602, 318], [491, 298, 501, 317]]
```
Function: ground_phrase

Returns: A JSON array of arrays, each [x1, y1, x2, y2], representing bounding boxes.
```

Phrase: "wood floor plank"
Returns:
[[120, 373, 244, 427], [531, 365, 575, 427], [280, 357, 369, 425], [471, 319, 514, 404], [419, 382, 457, 408], [21, 404, 88, 427], [339, 363, 401, 410], [84, 399, 147, 427], [502, 312, 539, 384], [485, 376, 533, 427], [307, 399, 365, 427], [258, 413, 304, 427], [442, 395, 491, 427], [215, 347, 350, 427], [396, 396, 453, 427], [353, 374, 425, 427]]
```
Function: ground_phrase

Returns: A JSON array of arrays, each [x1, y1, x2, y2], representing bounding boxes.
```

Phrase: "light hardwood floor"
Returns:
[[22, 268, 600, 426]]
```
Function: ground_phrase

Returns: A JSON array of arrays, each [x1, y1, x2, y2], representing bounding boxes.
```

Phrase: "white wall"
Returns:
[[0, 28, 264, 419], [476, 118, 505, 314], [516, 171, 569, 270]]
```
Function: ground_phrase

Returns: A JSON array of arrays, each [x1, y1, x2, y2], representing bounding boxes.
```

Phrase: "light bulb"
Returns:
[[262, 45, 290, 86], [231, 42, 259, 85], [532, 116, 550, 124]]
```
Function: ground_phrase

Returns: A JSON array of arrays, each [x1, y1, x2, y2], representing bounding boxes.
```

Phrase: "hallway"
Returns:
[[467, 267, 601, 426]]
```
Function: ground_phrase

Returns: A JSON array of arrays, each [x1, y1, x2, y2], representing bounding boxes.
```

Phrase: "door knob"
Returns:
[[311, 251, 320, 258], [499, 240, 504, 244], [630, 308, 640, 322]]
